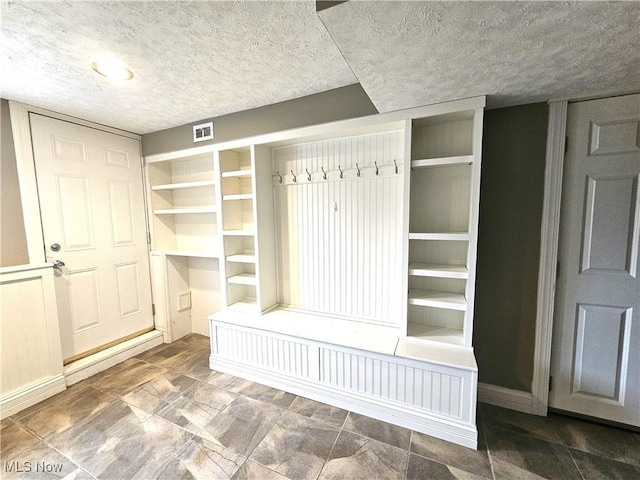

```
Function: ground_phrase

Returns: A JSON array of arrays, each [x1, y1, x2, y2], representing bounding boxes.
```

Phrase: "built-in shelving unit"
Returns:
[[217, 146, 257, 310], [147, 151, 218, 255], [146, 149, 221, 340], [146, 97, 485, 449], [406, 109, 482, 347]]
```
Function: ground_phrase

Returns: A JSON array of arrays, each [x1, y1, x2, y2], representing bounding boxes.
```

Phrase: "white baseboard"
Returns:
[[1, 374, 66, 419], [64, 330, 164, 386], [477, 382, 533, 414]]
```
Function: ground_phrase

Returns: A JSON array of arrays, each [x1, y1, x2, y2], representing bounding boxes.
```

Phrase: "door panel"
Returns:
[[30, 114, 153, 360], [581, 175, 638, 274], [551, 94, 640, 426]]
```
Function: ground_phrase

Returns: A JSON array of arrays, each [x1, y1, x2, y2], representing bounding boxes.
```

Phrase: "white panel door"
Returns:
[[30, 114, 154, 361], [551, 94, 640, 426]]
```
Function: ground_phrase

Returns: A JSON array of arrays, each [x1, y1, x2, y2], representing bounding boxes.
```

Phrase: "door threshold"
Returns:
[[549, 408, 640, 433], [64, 330, 164, 386], [63, 327, 155, 365]]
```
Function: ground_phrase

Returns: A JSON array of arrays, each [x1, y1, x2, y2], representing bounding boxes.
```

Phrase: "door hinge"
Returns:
[[549, 376, 553, 391], [564, 136, 569, 154], [556, 260, 561, 277], [147, 231, 151, 245], [152, 304, 156, 316]]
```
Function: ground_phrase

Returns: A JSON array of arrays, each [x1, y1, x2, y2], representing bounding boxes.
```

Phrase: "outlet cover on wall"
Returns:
[[193, 122, 214, 142], [177, 291, 191, 312]]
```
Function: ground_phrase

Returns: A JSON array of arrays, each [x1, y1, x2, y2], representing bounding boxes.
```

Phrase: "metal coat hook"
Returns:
[[338, 165, 344, 178], [276, 171, 282, 184], [306, 168, 312, 181], [394, 159, 398, 174], [321, 166, 327, 180], [375, 161, 379, 176], [356, 163, 361, 177], [291, 170, 297, 183]]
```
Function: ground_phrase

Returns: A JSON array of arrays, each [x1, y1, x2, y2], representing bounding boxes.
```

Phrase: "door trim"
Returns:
[[531, 100, 568, 415], [9, 101, 142, 264]]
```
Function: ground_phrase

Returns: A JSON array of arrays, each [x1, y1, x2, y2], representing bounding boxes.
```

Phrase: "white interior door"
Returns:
[[30, 114, 154, 362], [550, 94, 640, 426]]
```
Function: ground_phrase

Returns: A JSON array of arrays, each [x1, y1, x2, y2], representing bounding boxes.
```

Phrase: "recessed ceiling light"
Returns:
[[91, 58, 133, 81]]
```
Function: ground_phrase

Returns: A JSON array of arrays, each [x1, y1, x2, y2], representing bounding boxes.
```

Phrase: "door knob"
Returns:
[[52, 259, 65, 269], [50, 243, 61, 252]]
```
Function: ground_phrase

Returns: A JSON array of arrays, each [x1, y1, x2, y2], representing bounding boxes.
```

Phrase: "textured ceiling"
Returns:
[[319, 1, 640, 112], [0, 1, 356, 134], [1, 1, 638, 135]]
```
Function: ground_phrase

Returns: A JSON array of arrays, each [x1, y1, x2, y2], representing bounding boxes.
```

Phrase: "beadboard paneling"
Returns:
[[215, 325, 313, 378], [272, 132, 404, 326], [319, 347, 464, 419], [0, 266, 63, 399]]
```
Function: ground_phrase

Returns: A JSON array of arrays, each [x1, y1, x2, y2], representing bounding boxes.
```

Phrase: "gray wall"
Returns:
[[1, 99, 29, 266], [473, 103, 549, 392], [142, 84, 378, 156]]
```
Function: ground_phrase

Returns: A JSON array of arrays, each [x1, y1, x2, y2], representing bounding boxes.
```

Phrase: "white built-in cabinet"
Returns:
[[146, 97, 485, 448]]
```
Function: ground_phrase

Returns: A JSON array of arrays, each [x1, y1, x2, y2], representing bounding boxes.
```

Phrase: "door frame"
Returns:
[[531, 100, 568, 415], [532, 93, 640, 417]]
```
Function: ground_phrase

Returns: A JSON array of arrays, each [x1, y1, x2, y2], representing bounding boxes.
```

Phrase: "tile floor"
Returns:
[[2, 334, 639, 479]]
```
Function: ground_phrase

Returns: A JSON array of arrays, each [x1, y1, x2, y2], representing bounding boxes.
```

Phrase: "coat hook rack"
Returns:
[[306, 168, 312, 181], [276, 171, 283, 184], [394, 159, 398, 174], [291, 170, 297, 183], [321, 166, 327, 180], [338, 165, 343, 178], [375, 161, 379, 176], [356, 163, 361, 177]]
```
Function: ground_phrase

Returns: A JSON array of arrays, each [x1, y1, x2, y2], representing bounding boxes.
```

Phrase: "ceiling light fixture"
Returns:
[[91, 58, 133, 81]]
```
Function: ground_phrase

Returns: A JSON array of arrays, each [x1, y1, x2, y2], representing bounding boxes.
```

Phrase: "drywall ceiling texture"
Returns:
[[319, 1, 640, 111], [0, 1, 356, 134]]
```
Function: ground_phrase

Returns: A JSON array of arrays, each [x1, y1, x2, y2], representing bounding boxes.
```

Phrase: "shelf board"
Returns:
[[151, 180, 215, 191], [408, 232, 470, 241], [163, 250, 220, 258], [411, 155, 473, 168], [223, 193, 254, 201], [408, 289, 467, 311], [153, 206, 217, 215], [406, 322, 466, 347], [222, 169, 253, 178], [408, 263, 468, 279], [222, 230, 255, 236], [227, 298, 258, 312], [226, 254, 256, 264], [227, 273, 257, 286]]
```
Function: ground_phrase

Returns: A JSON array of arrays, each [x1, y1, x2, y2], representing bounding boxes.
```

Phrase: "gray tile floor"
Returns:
[[2, 334, 639, 479]]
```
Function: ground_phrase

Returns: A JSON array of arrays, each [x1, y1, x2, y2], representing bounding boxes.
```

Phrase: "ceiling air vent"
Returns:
[[193, 122, 214, 142]]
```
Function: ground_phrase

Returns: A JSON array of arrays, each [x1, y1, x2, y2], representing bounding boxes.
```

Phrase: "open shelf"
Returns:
[[153, 206, 217, 215], [151, 180, 216, 191], [222, 169, 252, 178], [408, 289, 466, 311], [409, 232, 469, 241], [227, 273, 257, 286], [163, 250, 220, 258], [227, 298, 258, 312], [223, 193, 254, 201], [222, 229, 255, 236], [226, 254, 256, 263], [407, 321, 465, 347], [411, 155, 473, 169], [408, 263, 468, 279]]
